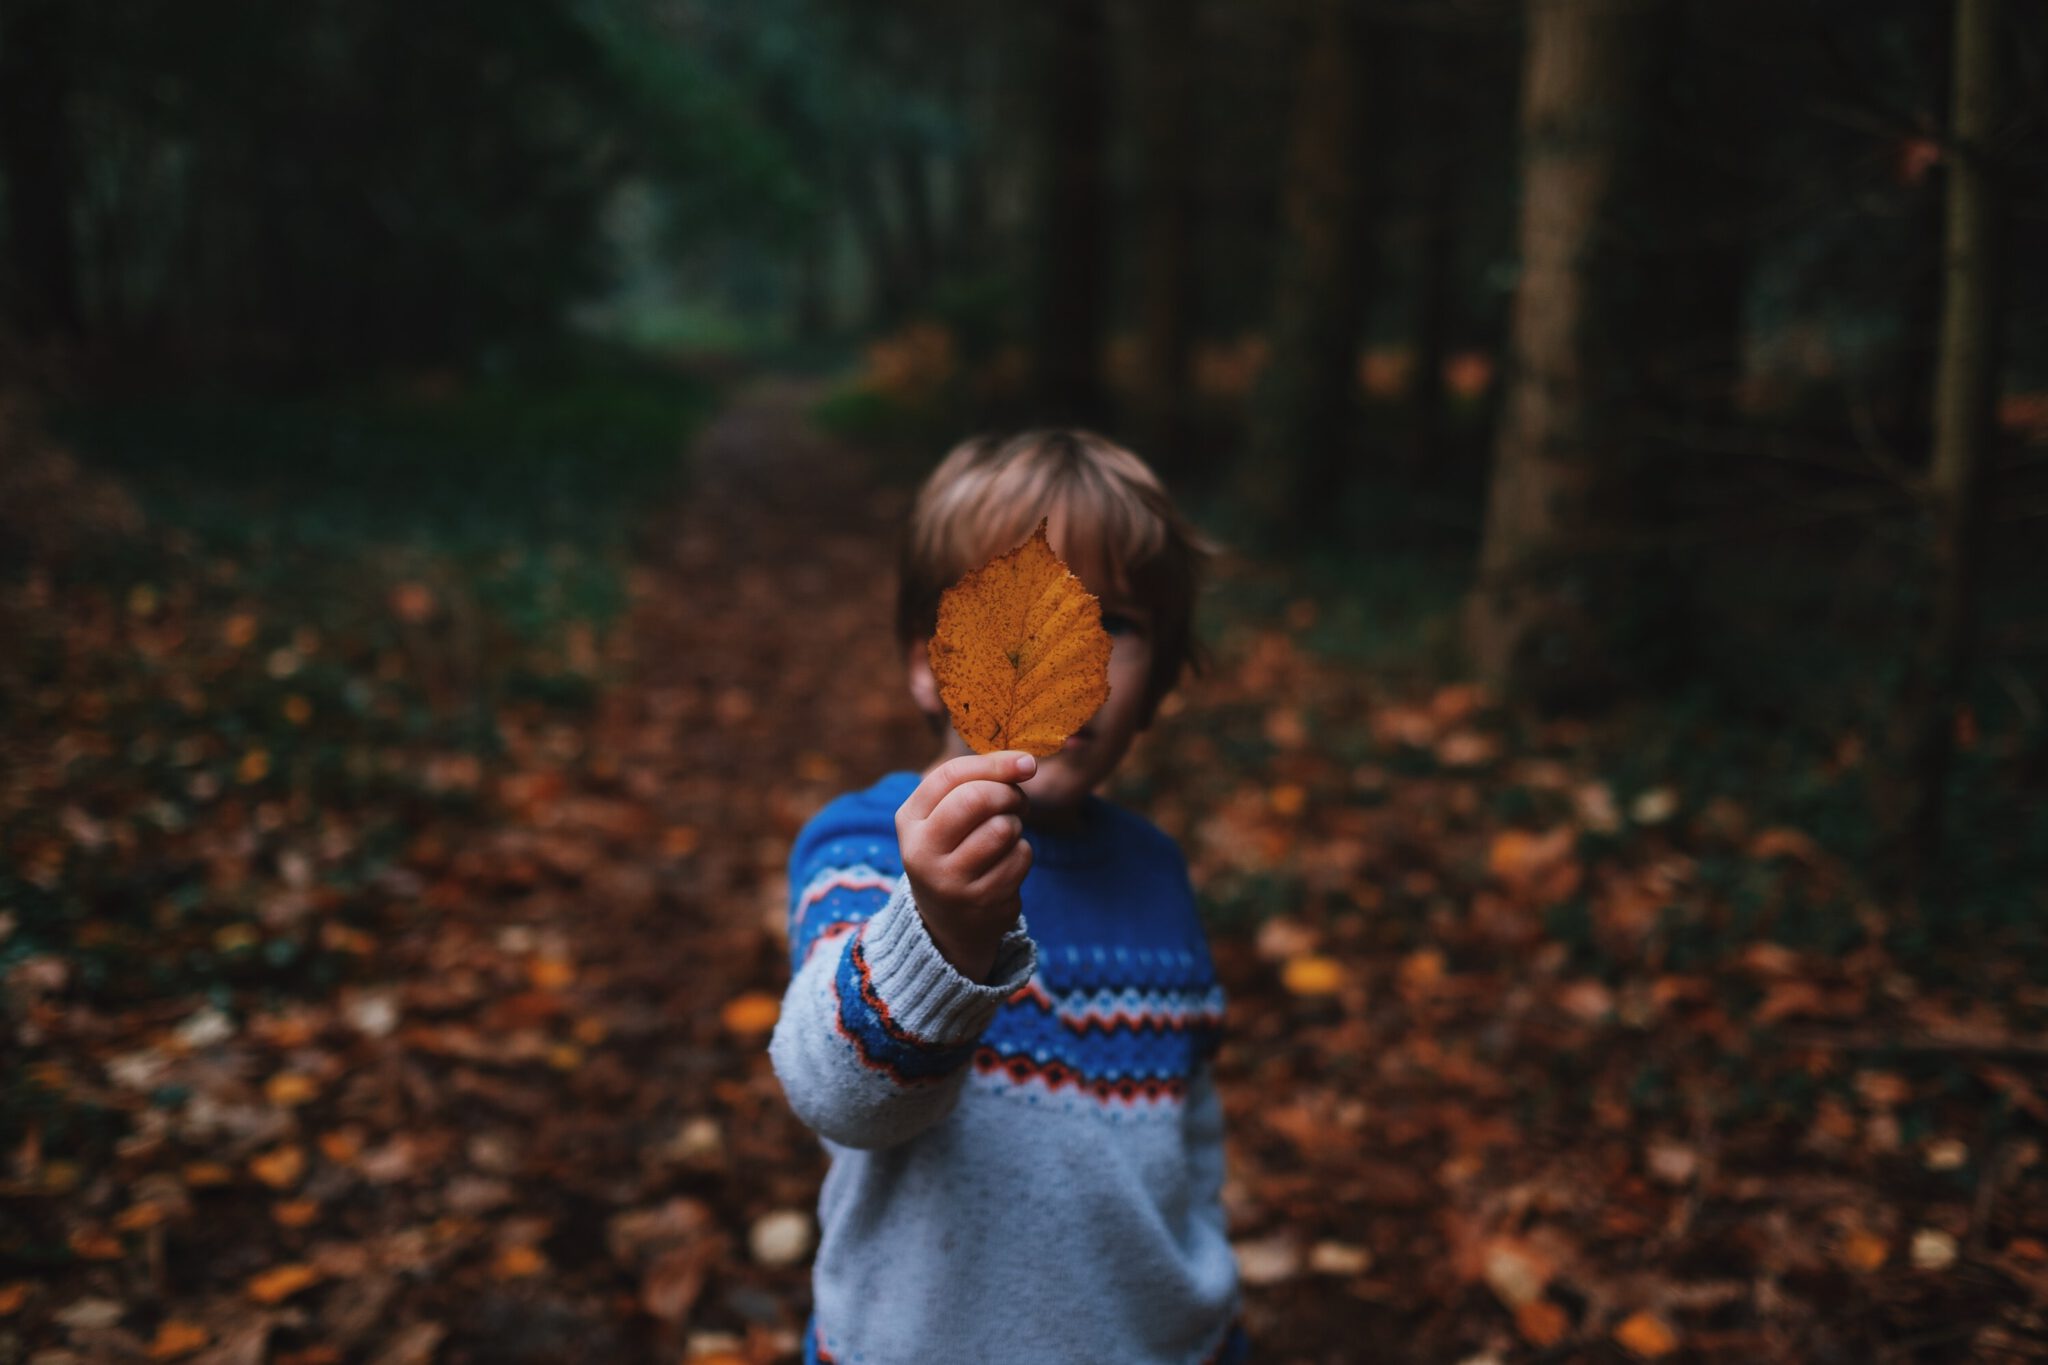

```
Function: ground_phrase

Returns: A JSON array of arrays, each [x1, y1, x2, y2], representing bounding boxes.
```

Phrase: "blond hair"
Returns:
[[896, 430, 1216, 721]]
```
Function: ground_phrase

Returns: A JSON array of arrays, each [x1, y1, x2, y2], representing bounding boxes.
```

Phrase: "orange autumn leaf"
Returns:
[[68, 1227, 124, 1260], [246, 1262, 323, 1303], [721, 991, 782, 1036], [493, 1244, 547, 1278], [1515, 1299, 1570, 1347], [249, 1144, 305, 1190], [0, 1282, 26, 1315], [928, 519, 1112, 758], [1612, 1310, 1680, 1358], [527, 955, 575, 991], [318, 1130, 363, 1165], [147, 1319, 212, 1359], [273, 1199, 320, 1228], [1280, 955, 1348, 997], [1838, 1228, 1890, 1272], [114, 1201, 169, 1232], [265, 1072, 319, 1107]]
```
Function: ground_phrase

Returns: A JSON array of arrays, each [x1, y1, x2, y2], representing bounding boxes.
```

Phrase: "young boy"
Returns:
[[770, 431, 1246, 1364]]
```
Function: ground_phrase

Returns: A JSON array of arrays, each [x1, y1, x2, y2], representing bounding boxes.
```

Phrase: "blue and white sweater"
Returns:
[[769, 770, 1246, 1365]]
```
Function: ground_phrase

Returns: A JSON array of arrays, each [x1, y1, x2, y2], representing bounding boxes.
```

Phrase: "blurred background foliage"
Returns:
[[7, 0, 2042, 927]]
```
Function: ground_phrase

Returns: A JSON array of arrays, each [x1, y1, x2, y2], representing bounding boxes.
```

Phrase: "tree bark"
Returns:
[[894, 140, 938, 306], [0, 0, 85, 342], [1466, 0, 1657, 702], [1031, 0, 1109, 425], [845, 155, 908, 326], [1904, 0, 2007, 884], [1247, 0, 1371, 533]]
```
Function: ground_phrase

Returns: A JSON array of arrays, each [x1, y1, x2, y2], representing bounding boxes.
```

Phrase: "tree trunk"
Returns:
[[1904, 0, 2007, 884], [1247, 0, 1372, 535], [1133, 0, 1200, 475], [0, 0, 85, 342], [894, 140, 938, 308], [1466, 0, 1657, 703], [1031, 0, 1109, 425], [845, 156, 907, 326]]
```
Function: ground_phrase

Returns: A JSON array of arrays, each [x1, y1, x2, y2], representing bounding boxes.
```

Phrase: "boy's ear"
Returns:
[[905, 637, 943, 717]]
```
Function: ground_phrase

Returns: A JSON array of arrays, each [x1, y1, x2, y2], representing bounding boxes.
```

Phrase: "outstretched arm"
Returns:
[[769, 753, 1039, 1150]]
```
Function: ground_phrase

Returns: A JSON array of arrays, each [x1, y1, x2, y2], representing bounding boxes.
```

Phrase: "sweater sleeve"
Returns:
[[771, 871, 1035, 1150]]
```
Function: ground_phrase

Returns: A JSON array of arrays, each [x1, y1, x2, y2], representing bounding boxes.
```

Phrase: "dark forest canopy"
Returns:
[[3, 0, 2041, 402]]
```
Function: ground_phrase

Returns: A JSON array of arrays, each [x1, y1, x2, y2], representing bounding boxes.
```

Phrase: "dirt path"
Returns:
[[405, 379, 933, 1360]]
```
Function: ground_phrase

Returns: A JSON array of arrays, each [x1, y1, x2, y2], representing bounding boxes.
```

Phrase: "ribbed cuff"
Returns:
[[858, 875, 1036, 1046]]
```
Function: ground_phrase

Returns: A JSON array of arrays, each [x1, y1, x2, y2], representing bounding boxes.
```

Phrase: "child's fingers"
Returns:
[[900, 751, 1036, 824], [960, 835, 1033, 905], [949, 811, 1023, 878], [924, 778, 1026, 854]]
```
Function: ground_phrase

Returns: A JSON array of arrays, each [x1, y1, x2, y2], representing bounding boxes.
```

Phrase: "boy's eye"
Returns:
[[1101, 612, 1143, 638]]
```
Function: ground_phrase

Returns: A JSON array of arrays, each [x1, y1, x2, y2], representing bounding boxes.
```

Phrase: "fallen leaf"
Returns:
[[1481, 1237, 1552, 1308], [246, 1262, 323, 1303], [1911, 1228, 1959, 1271], [1254, 917, 1321, 964], [55, 1296, 125, 1329], [0, 1282, 28, 1315], [273, 1199, 320, 1228], [928, 519, 1113, 757], [1399, 948, 1446, 995], [1612, 1311, 1679, 1358], [1630, 787, 1680, 825], [1487, 827, 1580, 903], [1515, 1299, 1569, 1347], [67, 1227, 124, 1259], [1281, 954, 1348, 997], [1307, 1241, 1372, 1276], [493, 1244, 547, 1278], [748, 1209, 814, 1267], [148, 1319, 212, 1359], [1233, 1234, 1303, 1286], [265, 1072, 319, 1107], [249, 1145, 305, 1190], [720, 991, 782, 1036], [318, 1131, 364, 1165], [114, 1201, 168, 1231], [526, 955, 575, 991], [1837, 1229, 1890, 1272], [643, 1243, 713, 1323], [1923, 1139, 1968, 1171]]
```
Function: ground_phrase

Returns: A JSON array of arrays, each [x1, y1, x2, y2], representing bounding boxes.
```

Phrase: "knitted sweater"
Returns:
[[769, 770, 1245, 1365]]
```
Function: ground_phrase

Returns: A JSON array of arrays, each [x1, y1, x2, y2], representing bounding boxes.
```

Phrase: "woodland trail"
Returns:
[[10, 381, 2040, 1364], [403, 378, 939, 1358]]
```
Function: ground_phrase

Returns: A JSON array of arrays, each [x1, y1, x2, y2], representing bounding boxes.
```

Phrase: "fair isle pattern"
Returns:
[[792, 859, 898, 965], [1009, 977, 1228, 1035], [831, 918, 977, 1085], [969, 961, 1224, 1114]]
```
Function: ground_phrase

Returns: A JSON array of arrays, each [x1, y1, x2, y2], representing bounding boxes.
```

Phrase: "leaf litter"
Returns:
[[2, 386, 2043, 1362]]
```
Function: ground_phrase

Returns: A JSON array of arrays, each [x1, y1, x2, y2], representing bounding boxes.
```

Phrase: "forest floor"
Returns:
[[4, 378, 2047, 1364]]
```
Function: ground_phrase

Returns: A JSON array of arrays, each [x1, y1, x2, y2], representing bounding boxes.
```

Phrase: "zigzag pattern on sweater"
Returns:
[[791, 858, 897, 964], [1009, 977, 1228, 1035], [831, 918, 975, 1085]]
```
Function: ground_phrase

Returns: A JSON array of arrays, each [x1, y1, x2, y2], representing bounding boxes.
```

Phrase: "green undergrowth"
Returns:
[[2, 363, 718, 1019]]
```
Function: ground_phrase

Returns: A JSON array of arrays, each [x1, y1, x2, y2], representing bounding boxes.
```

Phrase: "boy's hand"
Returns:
[[896, 751, 1037, 983]]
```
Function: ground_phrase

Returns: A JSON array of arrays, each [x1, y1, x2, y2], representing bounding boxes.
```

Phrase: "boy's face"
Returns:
[[908, 560, 1157, 823]]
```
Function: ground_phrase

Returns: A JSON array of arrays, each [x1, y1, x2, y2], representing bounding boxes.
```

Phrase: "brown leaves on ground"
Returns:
[[3, 387, 2044, 1363], [928, 518, 1112, 756]]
